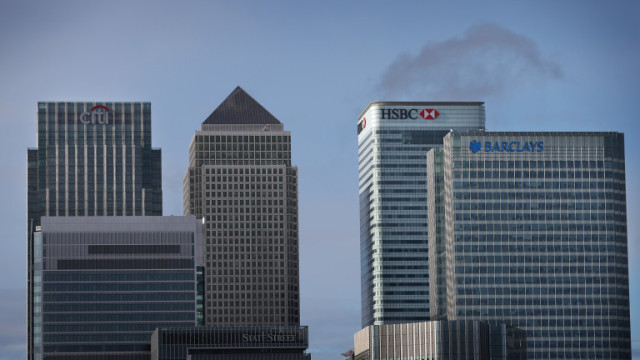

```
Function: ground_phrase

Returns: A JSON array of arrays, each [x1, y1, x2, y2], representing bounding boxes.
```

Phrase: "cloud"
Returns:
[[377, 23, 563, 100]]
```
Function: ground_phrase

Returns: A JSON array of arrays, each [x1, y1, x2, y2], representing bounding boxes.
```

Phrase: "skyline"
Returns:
[[1, 1, 639, 359]]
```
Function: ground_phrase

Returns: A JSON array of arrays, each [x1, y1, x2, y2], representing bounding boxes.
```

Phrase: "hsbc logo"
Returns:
[[79, 105, 112, 125], [357, 117, 367, 135], [420, 109, 439, 119], [380, 108, 440, 120]]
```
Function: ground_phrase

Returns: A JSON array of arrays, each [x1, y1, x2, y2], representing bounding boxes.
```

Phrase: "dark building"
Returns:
[[27, 102, 163, 359], [33, 216, 203, 360], [184, 87, 300, 327], [151, 326, 310, 360]]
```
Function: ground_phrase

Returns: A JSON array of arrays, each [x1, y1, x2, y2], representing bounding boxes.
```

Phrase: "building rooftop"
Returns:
[[203, 87, 281, 125]]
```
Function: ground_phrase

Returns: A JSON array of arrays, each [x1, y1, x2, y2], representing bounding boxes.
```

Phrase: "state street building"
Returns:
[[427, 131, 631, 359], [357, 102, 485, 326]]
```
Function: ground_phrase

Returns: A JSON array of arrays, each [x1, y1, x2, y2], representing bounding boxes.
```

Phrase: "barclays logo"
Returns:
[[470, 140, 482, 153], [470, 140, 544, 153]]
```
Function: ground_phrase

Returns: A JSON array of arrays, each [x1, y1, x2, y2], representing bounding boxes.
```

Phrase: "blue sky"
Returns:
[[0, 1, 638, 359]]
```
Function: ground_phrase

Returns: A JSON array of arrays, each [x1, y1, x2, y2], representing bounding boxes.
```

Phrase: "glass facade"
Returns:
[[358, 102, 485, 326], [183, 87, 300, 327], [27, 102, 162, 359], [429, 131, 631, 359], [151, 326, 310, 360], [34, 216, 203, 360], [353, 320, 525, 360]]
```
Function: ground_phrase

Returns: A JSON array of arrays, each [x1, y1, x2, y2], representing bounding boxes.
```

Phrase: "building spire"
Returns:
[[203, 87, 281, 125]]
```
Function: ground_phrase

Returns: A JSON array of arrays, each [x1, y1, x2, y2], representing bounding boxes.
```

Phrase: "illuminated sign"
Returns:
[[380, 108, 439, 120], [470, 140, 544, 153], [79, 105, 112, 125]]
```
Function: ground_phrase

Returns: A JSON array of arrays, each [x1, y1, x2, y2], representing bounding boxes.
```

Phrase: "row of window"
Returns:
[[453, 159, 624, 169], [453, 191, 625, 201], [210, 261, 287, 269], [206, 283, 294, 292], [195, 152, 290, 160], [454, 212, 625, 222], [211, 228, 287, 236], [44, 292, 194, 302], [206, 315, 297, 325], [44, 322, 179, 333], [210, 301, 287, 312], [454, 170, 625, 180], [454, 200, 623, 210], [44, 301, 194, 312], [43, 282, 195, 292], [44, 270, 193, 282], [206, 244, 296, 255], [454, 253, 624, 263], [39, 130, 150, 143], [207, 222, 288, 230], [453, 223, 625, 232], [452, 242, 625, 251], [196, 134, 289, 142], [196, 143, 290, 151], [204, 191, 291, 198], [454, 273, 626, 285], [453, 180, 625, 190], [43, 312, 194, 322]]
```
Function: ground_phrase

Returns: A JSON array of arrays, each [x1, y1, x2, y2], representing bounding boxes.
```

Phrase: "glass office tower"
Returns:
[[184, 87, 300, 327], [357, 102, 485, 327], [33, 216, 203, 360], [428, 131, 630, 359], [27, 102, 162, 359]]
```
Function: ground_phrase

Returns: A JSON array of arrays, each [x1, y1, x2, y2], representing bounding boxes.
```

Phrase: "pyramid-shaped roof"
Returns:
[[203, 87, 281, 125]]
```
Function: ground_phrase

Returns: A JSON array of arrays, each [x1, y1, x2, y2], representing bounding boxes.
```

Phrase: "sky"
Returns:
[[0, 1, 638, 359]]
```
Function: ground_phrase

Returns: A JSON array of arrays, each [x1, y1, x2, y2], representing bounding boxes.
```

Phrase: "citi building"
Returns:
[[357, 102, 485, 326], [27, 102, 162, 359]]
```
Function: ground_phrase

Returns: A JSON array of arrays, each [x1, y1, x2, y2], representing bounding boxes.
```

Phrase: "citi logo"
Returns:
[[470, 140, 544, 153], [380, 108, 440, 120], [79, 105, 112, 125]]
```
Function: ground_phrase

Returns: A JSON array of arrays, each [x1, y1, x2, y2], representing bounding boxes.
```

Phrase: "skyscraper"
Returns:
[[427, 131, 631, 359], [184, 87, 300, 326], [357, 102, 485, 326], [33, 216, 203, 360], [27, 102, 163, 359]]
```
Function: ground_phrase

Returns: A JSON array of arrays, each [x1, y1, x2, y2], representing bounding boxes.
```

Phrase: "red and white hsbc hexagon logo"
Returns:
[[79, 105, 112, 125], [381, 108, 440, 120], [419, 109, 439, 119]]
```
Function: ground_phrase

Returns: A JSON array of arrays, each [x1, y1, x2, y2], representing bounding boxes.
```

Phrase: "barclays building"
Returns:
[[427, 131, 630, 359]]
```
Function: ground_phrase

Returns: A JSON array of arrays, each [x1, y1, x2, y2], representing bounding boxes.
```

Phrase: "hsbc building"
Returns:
[[357, 102, 485, 327]]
